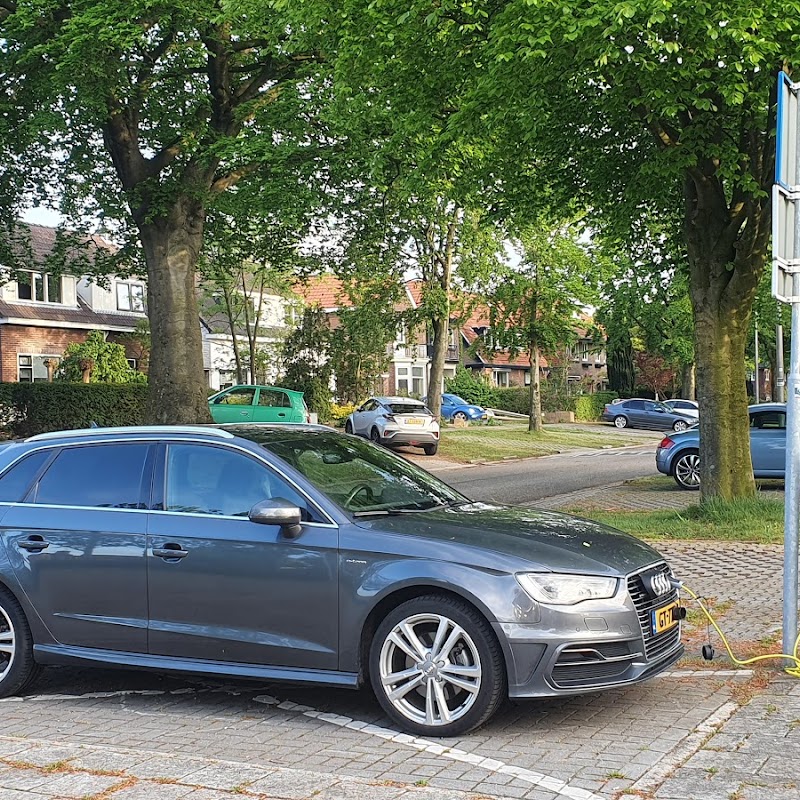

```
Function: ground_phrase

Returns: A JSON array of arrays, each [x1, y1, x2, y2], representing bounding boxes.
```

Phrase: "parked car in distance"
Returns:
[[662, 399, 699, 420], [657, 402, 785, 489], [345, 396, 440, 455], [602, 398, 695, 432], [208, 384, 309, 424], [437, 393, 491, 423], [0, 423, 683, 736]]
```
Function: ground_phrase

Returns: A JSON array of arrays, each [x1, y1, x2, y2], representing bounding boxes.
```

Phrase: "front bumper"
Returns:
[[495, 565, 683, 698]]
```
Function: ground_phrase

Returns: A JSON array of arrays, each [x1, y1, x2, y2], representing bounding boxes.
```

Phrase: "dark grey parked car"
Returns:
[[0, 425, 683, 736], [602, 399, 695, 432]]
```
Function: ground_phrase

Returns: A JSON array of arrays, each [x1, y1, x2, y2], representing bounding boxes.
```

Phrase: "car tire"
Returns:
[[613, 415, 628, 429], [369, 595, 506, 737], [453, 411, 468, 423], [672, 420, 689, 432], [345, 420, 353, 435], [0, 586, 41, 699], [423, 443, 439, 456], [369, 427, 382, 445], [672, 450, 700, 490]]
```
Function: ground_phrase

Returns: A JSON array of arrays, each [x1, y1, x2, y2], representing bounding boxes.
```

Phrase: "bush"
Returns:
[[444, 367, 497, 408], [0, 383, 149, 438], [329, 403, 356, 427], [492, 387, 529, 415], [573, 391, 619, 421]]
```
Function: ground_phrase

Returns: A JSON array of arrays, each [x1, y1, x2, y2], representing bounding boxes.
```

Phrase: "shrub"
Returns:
[[573, 391, 619, 421], [329, 403, 356, 427], [0, 383, 149, 438], [56, 331, 146, 384], [444, 367, 497, 408], [491, 387, 529, 415]]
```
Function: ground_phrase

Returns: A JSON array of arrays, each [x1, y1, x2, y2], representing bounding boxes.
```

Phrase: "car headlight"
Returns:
[[516, 573, 618, 605]]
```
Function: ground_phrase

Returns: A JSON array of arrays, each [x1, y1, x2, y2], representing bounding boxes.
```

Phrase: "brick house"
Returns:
[[0, 225, 146, 382]]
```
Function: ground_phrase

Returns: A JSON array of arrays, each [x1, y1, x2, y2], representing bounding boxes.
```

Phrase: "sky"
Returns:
[[22, 207, 63, 228]]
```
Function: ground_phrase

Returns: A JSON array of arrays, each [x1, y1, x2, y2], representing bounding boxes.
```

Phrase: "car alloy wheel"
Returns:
[[673, 451, 701, 490], [613, 415, 628, 429], [0, 603, 15, 685], [673, 420, 688, 432], [0, 587, 40, 698], [370, 428, 382, 445], [370, 596, 504, 737], [453, 411, 468, 422], [344, 420, 353, 434]]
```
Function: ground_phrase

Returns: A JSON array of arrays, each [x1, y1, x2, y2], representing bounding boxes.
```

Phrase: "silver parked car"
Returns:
[[345, 396, 440, 455], [602, 398, 695, 432], [0, 424, 682, 736], [662, 399, 699, 420]]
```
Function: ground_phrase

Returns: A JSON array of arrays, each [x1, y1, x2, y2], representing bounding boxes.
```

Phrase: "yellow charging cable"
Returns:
[[680, 583, 800, 678]]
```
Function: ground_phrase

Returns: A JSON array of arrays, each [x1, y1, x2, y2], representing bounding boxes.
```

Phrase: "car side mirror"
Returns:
[[249, 498, 302, 538]]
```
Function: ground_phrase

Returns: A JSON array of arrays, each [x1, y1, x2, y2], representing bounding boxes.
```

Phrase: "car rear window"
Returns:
[[386, 403, 431, 415]]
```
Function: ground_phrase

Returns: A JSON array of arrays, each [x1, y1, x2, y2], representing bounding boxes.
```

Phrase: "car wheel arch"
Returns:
[[0, 574, 52, 646], [357, 583, 504, 684]]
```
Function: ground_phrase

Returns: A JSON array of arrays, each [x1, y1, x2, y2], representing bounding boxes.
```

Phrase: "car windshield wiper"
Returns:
[[352, 500, 466, 517]]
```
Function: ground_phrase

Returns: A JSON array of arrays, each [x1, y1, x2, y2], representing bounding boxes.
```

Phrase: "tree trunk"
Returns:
[[428, 316, 448, 420], [680, 363, 696, 399], [138, 198, 212, 424], [221, 287, 245, 384], [693, 302, 754, 499], [528, 344, 543, 432]]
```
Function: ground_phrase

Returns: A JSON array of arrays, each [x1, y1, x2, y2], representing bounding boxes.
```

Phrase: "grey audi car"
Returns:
[[0, 424, 683, 736]]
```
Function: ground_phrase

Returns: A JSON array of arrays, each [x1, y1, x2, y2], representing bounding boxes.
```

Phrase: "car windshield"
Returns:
[[254, 432, 465, 515], [386, 403, 431, 416], [446, 395, 467, 405]]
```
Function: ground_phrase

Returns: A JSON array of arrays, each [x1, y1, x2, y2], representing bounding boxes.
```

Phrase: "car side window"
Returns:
[[750, 412, 786, 430], [216, 388, 255, 405], [33, 444, 150, 509], [258, 390, 291, 408], [164, 444, 318, 520], [627, 400, 645, 410], [361, 400, 377, 412], [0, 450, 52, 502]]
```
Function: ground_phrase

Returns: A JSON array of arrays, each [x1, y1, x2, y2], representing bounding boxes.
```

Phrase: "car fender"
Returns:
[[337, 556, 534, 674]]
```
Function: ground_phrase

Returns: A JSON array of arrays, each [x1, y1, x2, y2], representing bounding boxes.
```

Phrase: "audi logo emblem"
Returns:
[[643, 571, 672, 598]]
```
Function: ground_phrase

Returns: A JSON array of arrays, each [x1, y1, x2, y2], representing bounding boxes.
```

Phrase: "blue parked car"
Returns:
[[656, 403, 786, 489], [439, 393, 490, 423]]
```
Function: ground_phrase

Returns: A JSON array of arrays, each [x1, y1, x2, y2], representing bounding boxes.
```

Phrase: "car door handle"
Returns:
[[152, 545, 189, 560], [18, 537, 50, 552], [240, 410, 249, 416]]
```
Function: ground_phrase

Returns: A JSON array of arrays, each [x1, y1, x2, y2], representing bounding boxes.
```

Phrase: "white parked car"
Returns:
[[345, 396, 440, 455], [662, 399, 699, 420]]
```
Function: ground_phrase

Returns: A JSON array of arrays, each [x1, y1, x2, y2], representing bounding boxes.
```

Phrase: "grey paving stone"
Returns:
[[110, 784, 197, 800], [175, 763, 272, 791], [246, 768, 340, 798]]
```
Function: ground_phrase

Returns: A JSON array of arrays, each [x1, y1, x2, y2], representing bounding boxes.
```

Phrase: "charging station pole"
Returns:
[[773, 72, 800, 659]]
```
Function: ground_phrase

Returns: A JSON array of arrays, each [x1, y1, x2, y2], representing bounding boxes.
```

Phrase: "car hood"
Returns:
[[353, 503, 665, 577]]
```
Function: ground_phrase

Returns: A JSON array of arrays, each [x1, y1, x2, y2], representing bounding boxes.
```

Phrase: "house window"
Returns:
[[116, 282, 146, 312], [16, 271, 62, 304], [412, 366, 424, 396], [18, 354, 60, 383], [493, 370, 510, 388], [524, 370, 531, 386], [396, 366, 409, 395], [581, 342, 590, 362], [127, 358, 138, 371]]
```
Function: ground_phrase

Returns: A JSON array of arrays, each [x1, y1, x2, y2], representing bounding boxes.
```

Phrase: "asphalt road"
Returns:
[[426, 441, 660, 505]]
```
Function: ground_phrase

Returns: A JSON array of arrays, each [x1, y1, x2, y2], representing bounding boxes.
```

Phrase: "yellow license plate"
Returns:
[[405, 418, 424, 425], [651, 601, 679, 635]]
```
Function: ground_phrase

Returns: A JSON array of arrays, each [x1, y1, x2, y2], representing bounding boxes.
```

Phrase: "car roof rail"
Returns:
[[26, 425, 235, 443]]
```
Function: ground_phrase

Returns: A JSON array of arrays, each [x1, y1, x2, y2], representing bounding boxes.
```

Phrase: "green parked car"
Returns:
[[208, 385, 309, 424]]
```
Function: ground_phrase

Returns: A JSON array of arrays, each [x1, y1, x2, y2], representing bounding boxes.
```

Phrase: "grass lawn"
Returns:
[[436, 422, 656, 462], [570, 496, 785, 544]]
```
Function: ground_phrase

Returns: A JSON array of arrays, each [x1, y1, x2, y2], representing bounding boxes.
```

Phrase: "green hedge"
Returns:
[[0, 383, 149, 438], [488, 387, 618, 421], [573, 391, 618, 421]]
